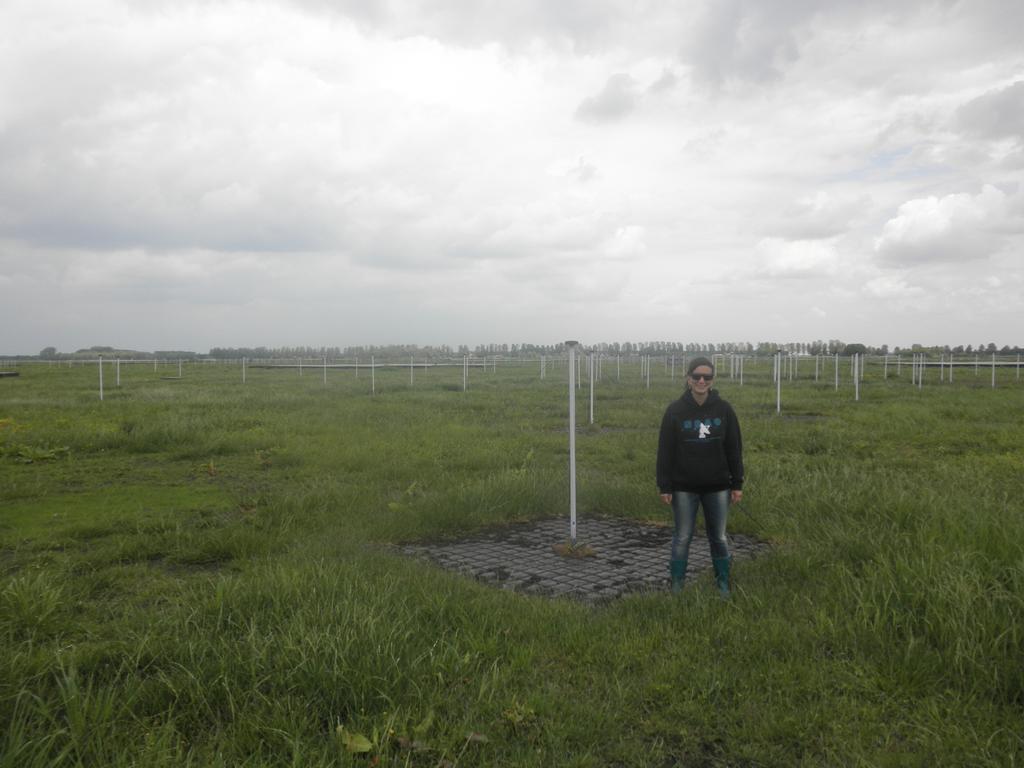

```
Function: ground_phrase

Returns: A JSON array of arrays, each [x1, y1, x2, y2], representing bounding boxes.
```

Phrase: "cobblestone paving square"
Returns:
[[400, 516, 770, 604]]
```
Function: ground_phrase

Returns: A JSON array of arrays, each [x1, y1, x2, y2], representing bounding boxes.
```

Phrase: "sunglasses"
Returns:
[[689, 372, 714, 382]]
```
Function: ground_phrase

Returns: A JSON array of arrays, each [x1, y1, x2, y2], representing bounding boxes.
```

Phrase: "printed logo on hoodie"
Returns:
[[682, 417, 722, 439]]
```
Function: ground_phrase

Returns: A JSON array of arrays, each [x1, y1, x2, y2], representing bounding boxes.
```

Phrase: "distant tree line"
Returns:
[[25, 340, 1024, 362], [208, 346, 345, 360], [36, 346, 203, 360]]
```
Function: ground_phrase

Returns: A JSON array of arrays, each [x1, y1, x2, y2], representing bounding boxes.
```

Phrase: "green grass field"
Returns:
[[2, 359, 1023, 766]]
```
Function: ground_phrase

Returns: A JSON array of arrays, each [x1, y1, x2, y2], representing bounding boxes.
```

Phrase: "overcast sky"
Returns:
[[2, 0, 1022, 354]]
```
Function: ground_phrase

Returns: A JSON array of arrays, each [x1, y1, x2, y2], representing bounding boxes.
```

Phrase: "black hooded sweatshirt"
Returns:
[[656, 389, 744, 494]]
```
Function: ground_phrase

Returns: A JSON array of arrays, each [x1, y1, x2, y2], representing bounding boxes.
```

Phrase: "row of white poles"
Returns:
[[90, 351, 1022, 401], [32, 350, 1024, 375]]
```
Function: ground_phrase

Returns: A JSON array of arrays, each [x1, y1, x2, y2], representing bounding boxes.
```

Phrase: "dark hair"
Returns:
[[686, 356, 715, 377]]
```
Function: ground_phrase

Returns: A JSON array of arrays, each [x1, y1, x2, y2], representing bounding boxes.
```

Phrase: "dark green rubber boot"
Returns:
[[712, 556, 731, 599], [670, 559, 687, 594]]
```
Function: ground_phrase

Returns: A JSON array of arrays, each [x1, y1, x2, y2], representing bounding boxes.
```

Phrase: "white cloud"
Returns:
[[200, 183, 263, 216], [575, 73, 640, 122], [769, 191, 868, 240], [647, 68, 678, 94], [874, 185, 1018, 264], [603, 225, 646, 260], [279, 0, 697, 56], [862, 275, 924, 299], [685, 0, 803, 87], [752, 238, 840, 279], [956, 80, 1024, 140], [563, 156, 600, 183]]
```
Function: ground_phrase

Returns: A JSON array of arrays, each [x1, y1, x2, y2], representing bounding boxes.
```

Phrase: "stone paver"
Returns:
[[399, 517, 770, 603]]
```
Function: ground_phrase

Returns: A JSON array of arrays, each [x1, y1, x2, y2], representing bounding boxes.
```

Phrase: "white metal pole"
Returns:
[[98, 355, 104, 401], [116, 358, 121, 387], [950, 355, 954, 384], [371, 356, 376, 395], [243, 357, 247, 384], [566, 341, 579, 545], [410, 355, 414, 386], [834, 353, 839, 391], [178, 359, 182, 377], [854, 354, 860, 401], [323, 356, 327, 387], [589, 353, 595, 425], [299, 357, 303, 377], [776, 351, 782, 413], [992, 353, 996, 389]]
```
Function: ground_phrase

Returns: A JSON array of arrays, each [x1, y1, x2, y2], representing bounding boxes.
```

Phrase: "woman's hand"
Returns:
[[730, 489, 743, 505], [659, 493, 672, 505]]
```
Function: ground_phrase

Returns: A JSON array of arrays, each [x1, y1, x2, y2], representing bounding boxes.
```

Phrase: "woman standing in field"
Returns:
[[656, 356, 744, 597]]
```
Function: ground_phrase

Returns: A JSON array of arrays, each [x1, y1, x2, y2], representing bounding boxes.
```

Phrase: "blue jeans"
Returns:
[[671, 490, 730, 561]]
